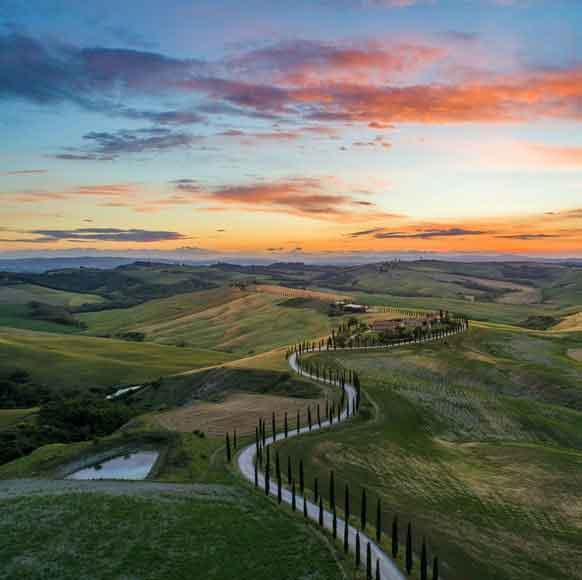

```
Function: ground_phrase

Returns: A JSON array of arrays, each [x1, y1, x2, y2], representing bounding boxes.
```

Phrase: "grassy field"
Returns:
[[274, 327, 582, 580], [0, 408, 38, 430], [0, 487, 357, 580], [79, 288, 332, 355], [0, 327, 233, 392], [0, 284, 104, 307]]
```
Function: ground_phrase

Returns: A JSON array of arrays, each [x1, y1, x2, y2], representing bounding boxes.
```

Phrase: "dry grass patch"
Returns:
[[255, 284, 349, 302], [567, 348, 582, 362], [151, 393, 326, 437], [554, 311, 582, 332]]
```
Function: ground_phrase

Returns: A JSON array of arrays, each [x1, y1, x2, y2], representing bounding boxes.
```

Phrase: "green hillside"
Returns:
[[275, 326, 582, 580], [79, 289, 332, 355], [0, 328, 232, 392]]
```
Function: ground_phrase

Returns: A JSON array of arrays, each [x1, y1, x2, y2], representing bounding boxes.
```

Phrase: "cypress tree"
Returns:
[[284, 412, 288, 438], [303, 494, 308, 518], [254, 457, 258, 488], [325, 400, 329, 420], [265, 446, 270, 496], [292, 480, 296, 511], [405, 522, 413, 575], [375, 559, 380, 580], [366, 542, 372, 580], [376, 498, 382, 542], [225, 432, 231, 462], [272, 412, 276, 442], [277, 473, 282, 504], [420, 538, 428, 580], [333, 508, 337, 539], [391, 516, 399, 558], [355, 531, 361, 567], [314, 477, 319, 503], [287, 456, 292, 484], [343, 517, 349, 553], [308, 406, 312, 431], [233, 429, 237, 449], [299, 460, 305, 494], [317, 404, 321, 428], [432, 556, 439, 580], [275, 452, 281, 483], [319, 497, 324, 527], [329, 470, 335, 512], [361, 488, 367, 530], [345, 483, 350, 524], [296, 409, 300, 434]]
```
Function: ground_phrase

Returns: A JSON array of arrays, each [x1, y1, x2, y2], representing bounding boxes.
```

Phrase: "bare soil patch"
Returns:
[[151, 393, 326, 437]]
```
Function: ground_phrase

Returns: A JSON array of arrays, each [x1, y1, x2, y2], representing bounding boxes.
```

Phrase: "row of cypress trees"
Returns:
[[286, 316, 469, 356]]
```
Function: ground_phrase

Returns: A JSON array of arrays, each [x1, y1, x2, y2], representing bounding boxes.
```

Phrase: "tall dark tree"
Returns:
[[314, 477, 319, 503], [275, 451, 281, 483], [225, 432, 231, 462], [329, 470, 335, 512], [299, 459, 305, 494], [420, 538, 428, 580], [319, 497, 324, 527], [292, 480, 296, 511], [277, 472, 282, 504], [343, 517, 349, 553], [287, 456, 292, 484], [308, 406, 312, 431], [303, 494, 308, 518], [333, 508, 337, 539], [355, 531, 361, 567], [284, 412, 288, 438], [265, 445, 270, 496], [233, 429, 237, 449], [317, 404, 321, 428], [406, 522, 413, 575], [376, 559, 381, 580], [376, 498, 382, 542], [391, 516, 399, 558], [432, 556, 439, 580], [345, 483, 350, 524], [272, 412, 276, 442], [254, 457, 258, 488], [361, 488, 367, 530], [366, 542, 372, 580], [296, 409, 300, 434]]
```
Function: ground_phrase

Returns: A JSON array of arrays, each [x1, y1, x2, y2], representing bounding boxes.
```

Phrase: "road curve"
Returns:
[[237, 351, 405, 580]]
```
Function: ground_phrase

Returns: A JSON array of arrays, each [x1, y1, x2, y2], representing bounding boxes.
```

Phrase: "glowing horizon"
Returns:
[[1, 0, 581, 258]]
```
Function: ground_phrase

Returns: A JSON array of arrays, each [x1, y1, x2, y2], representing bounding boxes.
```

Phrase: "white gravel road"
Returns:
[[237, 351, 406, 580]]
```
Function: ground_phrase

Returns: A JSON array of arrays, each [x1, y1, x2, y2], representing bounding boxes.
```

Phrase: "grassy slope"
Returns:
[[0, 284, 104, 307], [0, 407, 38, 429], [0, 327, 233, 390], [274, 328, 582, 580], [0, 489, 354, 580], [80, 289, 332, 355]]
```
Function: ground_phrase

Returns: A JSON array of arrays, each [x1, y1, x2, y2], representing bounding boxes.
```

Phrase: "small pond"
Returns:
[[67, 451, 159, 481]]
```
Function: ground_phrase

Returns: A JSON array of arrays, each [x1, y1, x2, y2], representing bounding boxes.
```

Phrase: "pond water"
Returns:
[[67, 451, 159, 480]]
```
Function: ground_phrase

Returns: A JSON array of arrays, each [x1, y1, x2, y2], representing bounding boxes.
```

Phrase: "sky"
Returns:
[[1, 0, 581, 260]]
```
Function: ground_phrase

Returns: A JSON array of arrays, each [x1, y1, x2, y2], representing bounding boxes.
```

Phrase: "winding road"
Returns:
[[237, 350, 405, 580], [237, 327, 466, 579]]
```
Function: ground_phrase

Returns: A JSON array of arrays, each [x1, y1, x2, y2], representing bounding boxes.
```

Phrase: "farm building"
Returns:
[[333, 300, 368, 313]]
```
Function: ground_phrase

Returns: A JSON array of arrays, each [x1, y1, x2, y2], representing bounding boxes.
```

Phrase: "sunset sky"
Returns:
[[1, 0, 581, 259]]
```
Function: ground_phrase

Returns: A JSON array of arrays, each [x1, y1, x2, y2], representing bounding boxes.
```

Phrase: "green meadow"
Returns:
[[274, 326, 582, 580]]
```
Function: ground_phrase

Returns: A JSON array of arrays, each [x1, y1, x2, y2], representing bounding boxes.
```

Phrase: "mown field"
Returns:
[[79, 288, 332, 355], [0, 327, 233, 391], [274, 326, 582, 580]]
